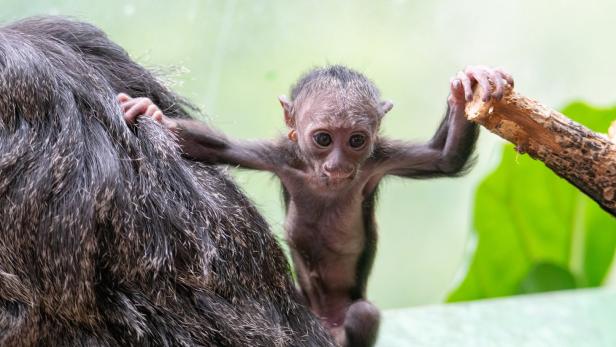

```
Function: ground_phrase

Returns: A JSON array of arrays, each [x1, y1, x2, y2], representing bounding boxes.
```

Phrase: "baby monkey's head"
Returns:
[[279, 65, 393, 187]]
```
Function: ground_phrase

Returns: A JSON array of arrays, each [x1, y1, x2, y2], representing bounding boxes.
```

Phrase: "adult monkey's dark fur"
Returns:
[[0, 16, 335, 346]]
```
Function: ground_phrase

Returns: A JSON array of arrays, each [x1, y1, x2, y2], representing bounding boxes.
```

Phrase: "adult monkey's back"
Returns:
[[0, 16, 334, 347]]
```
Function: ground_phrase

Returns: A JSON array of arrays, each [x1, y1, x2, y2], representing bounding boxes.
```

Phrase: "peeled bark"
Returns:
[[465, 85, 616, 216]]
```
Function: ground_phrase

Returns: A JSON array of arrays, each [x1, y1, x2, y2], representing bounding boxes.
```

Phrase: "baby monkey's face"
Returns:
[[294, 101, 380, 189]]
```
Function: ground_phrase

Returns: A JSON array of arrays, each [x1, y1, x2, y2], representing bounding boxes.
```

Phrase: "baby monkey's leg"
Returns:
[[339, 300, 380, 347]]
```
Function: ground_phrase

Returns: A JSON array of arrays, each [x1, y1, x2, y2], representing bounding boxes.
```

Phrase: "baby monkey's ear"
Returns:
[[278, 95, 295, 127], [380, 100, 394, 116]]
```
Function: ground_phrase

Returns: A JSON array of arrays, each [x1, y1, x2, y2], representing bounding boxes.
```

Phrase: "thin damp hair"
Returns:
[[290, 65, 381, 101], [288, 65, 386, 128]]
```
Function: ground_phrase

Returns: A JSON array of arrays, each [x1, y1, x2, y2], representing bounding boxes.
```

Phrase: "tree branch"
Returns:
[[465, 85, 616, 216]]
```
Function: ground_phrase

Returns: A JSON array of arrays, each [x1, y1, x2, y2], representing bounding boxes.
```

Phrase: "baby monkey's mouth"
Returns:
[[320, 171, 356, 187], [326, 172, 353, 180]]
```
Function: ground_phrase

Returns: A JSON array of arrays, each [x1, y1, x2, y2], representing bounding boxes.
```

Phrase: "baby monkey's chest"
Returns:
[[285, 194, 367, 259]]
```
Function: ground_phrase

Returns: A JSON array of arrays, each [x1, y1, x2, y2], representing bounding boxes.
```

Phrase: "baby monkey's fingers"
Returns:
[[117, 93, 178, 133], [494, 67, 514, 87], [144, 104, 159, 117], [117, 93, 132, 103], [143, 105, 173, 129], [152, 111, 165, 123], [119, 95, 159, 125], [124, 98, 153, 124]]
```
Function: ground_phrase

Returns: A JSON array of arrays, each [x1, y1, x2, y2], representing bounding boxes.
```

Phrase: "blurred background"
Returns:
[[3, 0, 615, 309]]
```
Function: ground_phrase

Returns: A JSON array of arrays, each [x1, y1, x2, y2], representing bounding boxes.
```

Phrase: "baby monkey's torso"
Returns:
[[280, 156, 380, 328]]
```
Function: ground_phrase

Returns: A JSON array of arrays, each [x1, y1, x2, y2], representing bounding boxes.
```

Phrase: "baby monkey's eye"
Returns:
[[349, 134, 366, 149], [313, 132, 332, 147]]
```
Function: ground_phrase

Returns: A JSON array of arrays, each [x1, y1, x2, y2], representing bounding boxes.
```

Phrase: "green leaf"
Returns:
[[519, 262, 576, 293], [448, 101, 616, 302]]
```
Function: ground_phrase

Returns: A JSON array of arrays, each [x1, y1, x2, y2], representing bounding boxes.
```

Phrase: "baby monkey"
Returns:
[[119, 65, 512, 347]]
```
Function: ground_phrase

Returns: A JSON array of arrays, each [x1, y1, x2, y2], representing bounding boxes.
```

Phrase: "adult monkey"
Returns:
[[0, 16, 335, 346], [122, 65, 513, 346]]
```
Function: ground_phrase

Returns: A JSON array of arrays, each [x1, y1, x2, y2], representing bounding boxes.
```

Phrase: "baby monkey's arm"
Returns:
[[118, 93, 280, 173], [372, 66, 513, 179]]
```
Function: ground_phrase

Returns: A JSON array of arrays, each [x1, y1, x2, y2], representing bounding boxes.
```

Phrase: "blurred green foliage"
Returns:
[[449, 102, 616, 302]]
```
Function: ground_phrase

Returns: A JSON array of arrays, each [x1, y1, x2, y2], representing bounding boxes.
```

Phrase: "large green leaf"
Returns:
[[448, 102, 616, 302]]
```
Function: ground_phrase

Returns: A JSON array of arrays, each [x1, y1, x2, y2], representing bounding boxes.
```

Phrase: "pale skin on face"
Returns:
[[118, 65, 513, 347], [288, 93, 379, 183]]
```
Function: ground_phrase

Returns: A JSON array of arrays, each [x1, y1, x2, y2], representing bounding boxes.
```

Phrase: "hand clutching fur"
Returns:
[[0, 16, 336, 347], [122, 64, 513, 346]]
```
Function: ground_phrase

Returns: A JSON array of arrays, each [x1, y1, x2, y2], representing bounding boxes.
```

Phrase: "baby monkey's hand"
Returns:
[[117, 93, 178, 132], [117, 93, 228, 160]]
